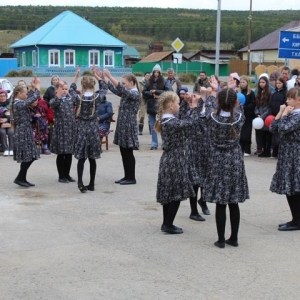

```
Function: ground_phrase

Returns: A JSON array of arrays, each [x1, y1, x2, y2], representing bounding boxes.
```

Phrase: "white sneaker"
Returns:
[[244, 153, 250, 157], [4, 150, 9, 156], [9, 150, 13, 156]]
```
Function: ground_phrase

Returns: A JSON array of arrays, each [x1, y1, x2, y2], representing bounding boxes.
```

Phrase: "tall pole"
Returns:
[[215, 0, 221, 76], [247, 0, 253, 76]]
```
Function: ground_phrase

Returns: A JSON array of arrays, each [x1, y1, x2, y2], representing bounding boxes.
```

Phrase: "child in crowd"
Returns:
[[155, 91, 202, 234], [97, 95, 113, 140], [72, 68, 108, 192], [11, 77, 41, 187], [270, 87, 300, 231], [50, 73, 78, 184], [203, 88, 249, 248], [100, 69, 140, 185], [29, 99, 49, 155], [238, 76, 256, 156]]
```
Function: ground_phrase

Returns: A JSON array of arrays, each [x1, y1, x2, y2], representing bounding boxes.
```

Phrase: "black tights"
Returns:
[[16, 160, 34, 182], [286, 195, 300, 227], [189, 186, 200, 215], [163, 201, 181, 226], [120, 147, 135, 180], [215, 203, 240, 243], [56, 154, 73, 179], [77, 158, 96, 187]]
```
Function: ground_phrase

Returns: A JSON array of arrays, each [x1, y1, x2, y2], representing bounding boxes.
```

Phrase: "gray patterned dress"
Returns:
[[203, 108, 249, 204], [13, 90, 40, 163], [156, 107, 203, 205], [178, 100, 206, 187], [50, 90, 77, 154], [107, 81, 140, 149], [270, 110, 300, 195], [72, 81, 108, 159]]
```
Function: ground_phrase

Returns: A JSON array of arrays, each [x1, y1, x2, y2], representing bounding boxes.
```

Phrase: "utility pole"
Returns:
[[247, 0, 253, 76], [215, 0, 221, 76]]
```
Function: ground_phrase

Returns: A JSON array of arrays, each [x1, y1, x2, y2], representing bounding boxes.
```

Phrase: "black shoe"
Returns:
[[161, 224, 183, 234], [214, 241, 225, 248], [139, 132, 143, 135], [254, 150, 263, 155], [278, 221, 293, 227], [278, 224, 300, 231], [120, 179, 136, 185], [189, 214, 205, 221], [78, 184, 87, 193], [226, 239, 239, 247], [25, 181, 35, 187], [198, 198, 211, 215], [14, 179, 30, 187], [66, 176, 76, 182], [85, 185, 95, 191], [115, 177, 126, 184], [58, 178, 69, 183], [150, 147, 157, 150]]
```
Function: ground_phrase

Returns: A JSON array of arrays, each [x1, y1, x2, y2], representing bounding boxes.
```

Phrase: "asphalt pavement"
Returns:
[[0, 77, 299, 300]]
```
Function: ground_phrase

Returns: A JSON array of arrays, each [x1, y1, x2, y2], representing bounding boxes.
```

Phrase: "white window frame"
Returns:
[[49, 49, 60, 67], [22, 52, 26, 67], [103, 50, 114, 67], [89, 50, 100, 67], [64, 49, 75, 67], [32, 50, 36, 67]]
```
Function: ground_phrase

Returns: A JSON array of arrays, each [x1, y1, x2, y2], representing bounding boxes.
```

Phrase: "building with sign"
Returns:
[[238, 21, 300, 64]]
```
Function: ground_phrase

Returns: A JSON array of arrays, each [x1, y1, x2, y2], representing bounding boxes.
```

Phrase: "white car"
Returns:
[[0, 78, 14, 99]]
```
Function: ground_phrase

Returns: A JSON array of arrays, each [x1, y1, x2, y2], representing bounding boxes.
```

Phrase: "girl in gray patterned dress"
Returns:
[[270, 87, 300, 231], [10, 78, 41, 187], [203, 88, 249, 248], [50, 77, 77, 184], [177, 90, 206, 221], [101, 69, 140, 185], [155, 92, 203, 234], [73, 69, 108, 193]]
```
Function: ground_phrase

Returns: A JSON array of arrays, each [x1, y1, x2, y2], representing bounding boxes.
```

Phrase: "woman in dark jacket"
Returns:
[[238, 76, 256, 156], [254, 76, 272, 157], [268, 77, 287, 157], [43, 75, 60, 107], [142, 64, 170, 150]]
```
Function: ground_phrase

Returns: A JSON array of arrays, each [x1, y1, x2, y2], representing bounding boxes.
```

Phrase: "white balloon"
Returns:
[[252, 117, 264, 129]]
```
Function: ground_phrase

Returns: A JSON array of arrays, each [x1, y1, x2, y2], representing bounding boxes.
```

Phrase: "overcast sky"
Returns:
[[7, 1, 300, 11]]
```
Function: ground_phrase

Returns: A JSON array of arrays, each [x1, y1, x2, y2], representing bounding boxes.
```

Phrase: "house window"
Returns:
[[64, 49, 75, 67], [104, 50, 114, 67], [22, 52, 26, 67], [32, 50, 36, 67], [89, 50, 99, 67], [49, 50, 60, 66]]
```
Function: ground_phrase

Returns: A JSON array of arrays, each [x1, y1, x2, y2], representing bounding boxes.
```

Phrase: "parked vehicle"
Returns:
[[0, 78, 14, 99]]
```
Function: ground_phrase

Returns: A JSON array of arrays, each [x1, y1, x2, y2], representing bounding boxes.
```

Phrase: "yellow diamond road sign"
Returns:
[[171, 38, 184, 53]]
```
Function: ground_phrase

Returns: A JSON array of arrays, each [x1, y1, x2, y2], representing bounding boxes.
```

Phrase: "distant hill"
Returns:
[[1, 6, 299, 55]]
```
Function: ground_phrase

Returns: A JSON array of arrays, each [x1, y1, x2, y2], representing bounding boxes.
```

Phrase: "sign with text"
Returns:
[[278, 31, 300, 59]]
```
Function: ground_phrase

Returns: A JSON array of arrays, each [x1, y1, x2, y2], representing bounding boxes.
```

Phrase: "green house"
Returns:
[[10, 10, 127, 72]]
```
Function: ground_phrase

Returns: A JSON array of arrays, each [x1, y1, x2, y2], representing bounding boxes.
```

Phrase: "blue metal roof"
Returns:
[[10, 10, 126, 48]]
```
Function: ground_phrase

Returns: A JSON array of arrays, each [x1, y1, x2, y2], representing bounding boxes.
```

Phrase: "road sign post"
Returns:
[[278, 31, 300, 59]]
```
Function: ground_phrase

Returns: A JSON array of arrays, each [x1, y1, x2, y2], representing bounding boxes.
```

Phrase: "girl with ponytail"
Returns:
[[72, 67, 108, 193], [202, 87, 249, 248], [12, 77, 41, 187], [155, 91, 203, 234]]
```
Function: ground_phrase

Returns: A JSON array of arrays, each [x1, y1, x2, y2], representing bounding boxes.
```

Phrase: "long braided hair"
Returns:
[[154, 91, 178, 133], [216, 88, 238, 138], [76, 76, 96, 117], [10, 85, 27, 130]]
